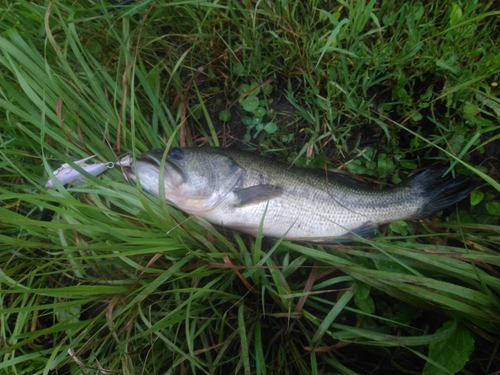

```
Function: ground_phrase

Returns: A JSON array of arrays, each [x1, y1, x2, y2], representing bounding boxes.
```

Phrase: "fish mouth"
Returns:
[[142, 151, 187, 183], [121, 163, 135, 180], [140, 153, 162, 167], [117, 154, 134, 177], [121, 152, 186, 183], [120, 153, 161, 176], [117, 154, 140, 180]]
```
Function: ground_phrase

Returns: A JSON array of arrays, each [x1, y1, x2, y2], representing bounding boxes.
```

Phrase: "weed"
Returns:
[[0, 1, 499, 374]]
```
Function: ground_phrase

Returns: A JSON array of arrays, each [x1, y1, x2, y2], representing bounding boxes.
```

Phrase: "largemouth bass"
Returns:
[[122, 147, 476, 241]]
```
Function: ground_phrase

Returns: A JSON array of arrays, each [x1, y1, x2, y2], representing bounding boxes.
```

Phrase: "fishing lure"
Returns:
[[45, 155, 115, 189]]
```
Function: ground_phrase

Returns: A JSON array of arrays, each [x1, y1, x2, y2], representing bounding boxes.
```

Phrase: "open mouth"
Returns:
[[122, 165, 133, 176], [140, 153, 161, 167], [119, 153, 161, 172], [119, 151, 184, 184], [118, 154, 137, 177]]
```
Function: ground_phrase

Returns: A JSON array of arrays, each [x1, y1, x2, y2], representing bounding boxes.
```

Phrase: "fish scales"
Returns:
[[122, 147, 476, 241]]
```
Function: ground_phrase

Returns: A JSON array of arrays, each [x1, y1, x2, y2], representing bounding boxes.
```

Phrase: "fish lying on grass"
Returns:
[[121, 147, 477, 241]]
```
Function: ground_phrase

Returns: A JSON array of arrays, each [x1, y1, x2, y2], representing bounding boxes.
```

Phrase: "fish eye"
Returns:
[[168, 148, 184, 160]]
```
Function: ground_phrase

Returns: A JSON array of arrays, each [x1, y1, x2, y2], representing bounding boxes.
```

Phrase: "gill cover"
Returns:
[[139, 147, 244, 214]]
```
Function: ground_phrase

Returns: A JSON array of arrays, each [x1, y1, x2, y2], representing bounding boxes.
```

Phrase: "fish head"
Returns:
[[123, 147, 243, 214]]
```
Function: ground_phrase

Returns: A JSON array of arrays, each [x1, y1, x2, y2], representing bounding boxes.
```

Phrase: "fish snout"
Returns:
[[118, 154, 137, 181]]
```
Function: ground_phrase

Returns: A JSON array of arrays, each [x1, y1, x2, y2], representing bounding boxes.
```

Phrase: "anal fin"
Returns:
[[323, 221, 379, 243], [348, 221, 378, 239]]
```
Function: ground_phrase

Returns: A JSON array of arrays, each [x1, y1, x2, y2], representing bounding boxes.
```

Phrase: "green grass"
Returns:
[[1, 1, 500, 374]]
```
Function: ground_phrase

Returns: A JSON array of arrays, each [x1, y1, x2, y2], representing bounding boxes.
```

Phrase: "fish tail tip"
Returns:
[[412, 166, 478, 218]]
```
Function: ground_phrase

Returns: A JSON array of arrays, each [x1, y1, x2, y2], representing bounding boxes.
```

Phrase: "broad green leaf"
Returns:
[[462, 102, 478, 122], [389, 221, 409, 236], [470, 190, 484, 206], [377, 154, 396, 173], [254, 107, 267, 117], [238, 83, 250, 95], [218, 109, 232, 122], [486, 201, 500, 216], [423, 320, 474, 375], [354, 282, 375, 314], [449, 3, 463, 25], [242, 96, 260, 112], [264, 122, 278, 134]]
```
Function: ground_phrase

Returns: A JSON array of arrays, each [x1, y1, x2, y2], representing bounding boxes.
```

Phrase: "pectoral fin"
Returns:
[[234, 184, 283, 206]]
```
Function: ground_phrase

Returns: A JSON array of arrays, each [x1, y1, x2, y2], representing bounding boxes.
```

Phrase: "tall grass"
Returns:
[[1, 1, 499, 374]]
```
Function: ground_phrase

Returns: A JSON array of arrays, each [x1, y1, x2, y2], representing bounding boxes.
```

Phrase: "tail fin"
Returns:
[[409, 167, 478, 219]]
